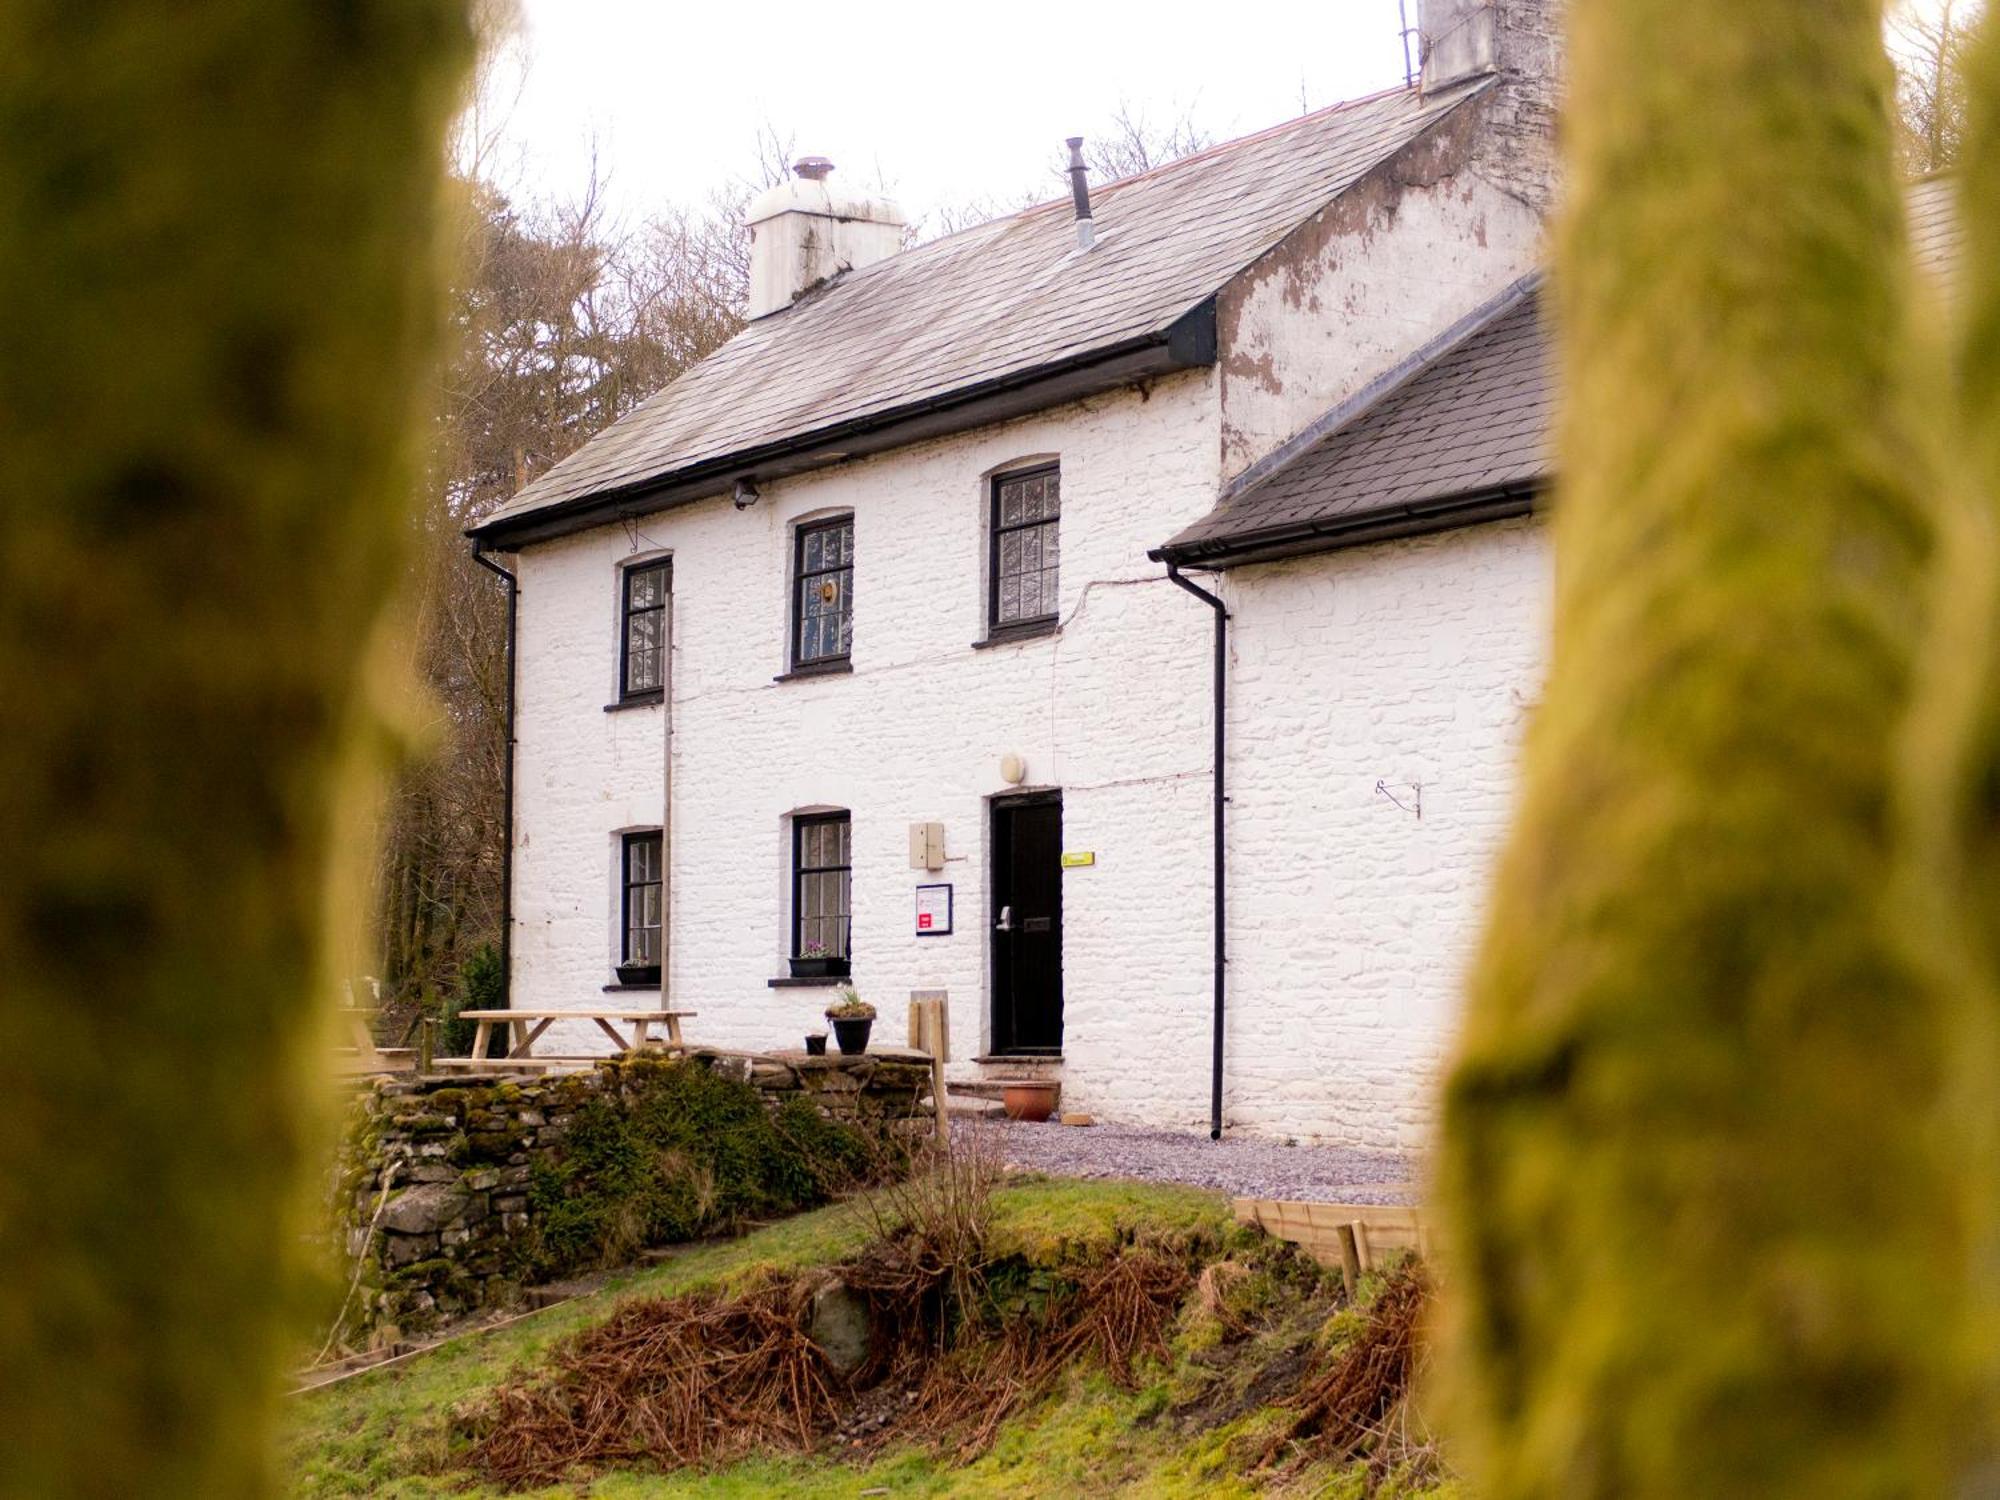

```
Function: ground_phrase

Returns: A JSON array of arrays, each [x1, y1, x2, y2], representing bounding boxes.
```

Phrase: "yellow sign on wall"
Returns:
[[1060, 850, 1096, 869]]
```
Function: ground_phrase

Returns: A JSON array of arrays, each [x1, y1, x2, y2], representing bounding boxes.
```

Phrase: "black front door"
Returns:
[[992, 794, 1062, 1055]]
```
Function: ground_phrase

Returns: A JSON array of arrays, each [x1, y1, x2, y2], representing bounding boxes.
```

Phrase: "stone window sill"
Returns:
[[602, 982, 662, 992], [604, 690, 664, 712], [971, 619, 1060, 650], [768, 975, 844, 988], [772, 660, 853, 684]]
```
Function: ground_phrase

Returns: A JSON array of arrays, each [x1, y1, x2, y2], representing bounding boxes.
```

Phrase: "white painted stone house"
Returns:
[[467, 0, 1567, 1149]]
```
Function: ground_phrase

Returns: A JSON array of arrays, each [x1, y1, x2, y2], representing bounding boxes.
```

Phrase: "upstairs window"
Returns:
[[791, 812, 852, 975], [792, 516, 854, 670], [622, 831, 663, 968], [990, 465, 1060, 630], [620, 561, 668, 700]]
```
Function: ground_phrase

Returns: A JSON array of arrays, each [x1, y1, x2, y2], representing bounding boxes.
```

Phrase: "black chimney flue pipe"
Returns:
[[1065, 136, 1091, 221]]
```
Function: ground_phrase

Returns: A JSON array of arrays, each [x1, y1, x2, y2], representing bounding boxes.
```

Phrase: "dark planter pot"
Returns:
[[829, 1016, 873, 1056], [615, 962, 661, 987], [804, 1032, 827, 1056], [789, 956, 851, 979]]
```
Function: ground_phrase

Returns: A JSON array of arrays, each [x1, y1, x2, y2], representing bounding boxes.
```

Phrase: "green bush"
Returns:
[[441, 942, 501, 1057], [522, 1059, 877, 1279]]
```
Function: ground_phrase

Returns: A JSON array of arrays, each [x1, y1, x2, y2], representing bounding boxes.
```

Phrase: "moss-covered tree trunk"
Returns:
[[1929, 15, 2000, 988], [0, 4, 468, 1493], [1438, 0, 1976, 1493]]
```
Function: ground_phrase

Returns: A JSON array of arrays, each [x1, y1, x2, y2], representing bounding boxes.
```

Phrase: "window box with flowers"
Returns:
[[788, 940, 850, 980]]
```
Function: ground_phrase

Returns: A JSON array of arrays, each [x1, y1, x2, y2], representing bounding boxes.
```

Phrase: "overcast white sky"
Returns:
[[486, 0, 1974, 230], [490, 0, 1415, 229]]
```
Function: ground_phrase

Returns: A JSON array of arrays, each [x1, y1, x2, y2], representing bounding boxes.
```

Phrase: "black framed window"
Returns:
[[621, 831, 663, 967], [989, 466, 1060, 629], [792, 517, 854, 668], [620, 561, 668, 699], [791, 813, 851, 969]]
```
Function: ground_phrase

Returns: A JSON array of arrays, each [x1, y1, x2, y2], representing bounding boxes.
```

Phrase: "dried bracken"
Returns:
[[1262, 1261, 1429, 1469], [467, 1279, 839, 1486], [460, 1242, 1195, 1487], [883, 1246, 1195, 1461]]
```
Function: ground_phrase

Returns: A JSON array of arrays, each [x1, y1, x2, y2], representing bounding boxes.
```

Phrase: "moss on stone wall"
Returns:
[[336, 1055, 913, 1337], [526, 1061, 875, 1278]]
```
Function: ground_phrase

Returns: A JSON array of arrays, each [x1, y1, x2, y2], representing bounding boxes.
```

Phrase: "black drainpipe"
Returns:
[[1165, 564, 1229, 1140], [472, 541, 518, 1010]]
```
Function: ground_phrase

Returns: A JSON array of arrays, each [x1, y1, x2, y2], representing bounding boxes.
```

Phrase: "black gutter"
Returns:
[[1153, 482, 1543, 572], [469, 300, 1217, 549], [471, 541, 518, 1012], [1165, 565, 1230, 1141]]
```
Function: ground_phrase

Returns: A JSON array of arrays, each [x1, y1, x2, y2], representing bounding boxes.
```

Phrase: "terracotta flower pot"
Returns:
[[1002, 1081, 1058, 1123]]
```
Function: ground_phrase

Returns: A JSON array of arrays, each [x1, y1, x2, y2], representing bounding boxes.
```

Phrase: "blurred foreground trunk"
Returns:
[[1439, 0, 1978, 1493], [0, 4, 468, 1493]]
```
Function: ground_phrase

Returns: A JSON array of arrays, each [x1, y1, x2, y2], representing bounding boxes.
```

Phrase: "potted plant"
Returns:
[[789, 938, 850, 980], [615, 958, 661, 987], [824, 988, 875, 1056]]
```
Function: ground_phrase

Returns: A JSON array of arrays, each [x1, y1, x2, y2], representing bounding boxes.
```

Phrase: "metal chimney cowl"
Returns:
[[744, 157, 906, 320]]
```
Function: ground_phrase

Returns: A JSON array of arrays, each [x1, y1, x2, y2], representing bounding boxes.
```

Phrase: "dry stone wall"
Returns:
[[335, 1051, 930, 1340]]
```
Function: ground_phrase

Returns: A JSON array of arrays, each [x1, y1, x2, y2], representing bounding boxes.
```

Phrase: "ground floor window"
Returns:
[[622, 831, 662, 967], [791, 812, 851, 976]]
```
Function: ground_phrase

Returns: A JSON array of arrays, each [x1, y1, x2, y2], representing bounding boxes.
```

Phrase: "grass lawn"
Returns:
[[287, 1177, 1454, 1498]]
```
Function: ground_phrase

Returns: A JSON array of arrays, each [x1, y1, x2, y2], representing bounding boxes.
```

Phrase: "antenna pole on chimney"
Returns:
[[1399, 0, 1419, 86]]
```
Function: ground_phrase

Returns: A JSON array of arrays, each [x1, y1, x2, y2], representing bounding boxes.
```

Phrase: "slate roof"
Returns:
[[1159, 280, 1549, 564], [473, 82, 1483, 542], [1159, 180, 1964, 567]]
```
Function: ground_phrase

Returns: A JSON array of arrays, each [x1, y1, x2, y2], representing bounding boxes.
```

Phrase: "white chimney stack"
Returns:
[[1415, 0, 1562, 216], [744, 157, 906, 320]]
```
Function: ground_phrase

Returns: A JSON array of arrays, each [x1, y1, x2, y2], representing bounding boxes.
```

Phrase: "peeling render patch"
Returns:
[[1216, 92, 1545, 482]]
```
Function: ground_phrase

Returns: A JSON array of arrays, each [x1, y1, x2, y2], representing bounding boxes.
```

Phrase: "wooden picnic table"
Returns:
[[332, 1007, 414, 1076], [452, 1008, 695, 1067]]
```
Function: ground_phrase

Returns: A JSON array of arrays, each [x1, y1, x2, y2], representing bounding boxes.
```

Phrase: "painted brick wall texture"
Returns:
[[512, 418, 1550, 1147], [507, 50, 1560, 1147], [513, 371, 1227, 1123], [1219, 517, 1549, 1147]]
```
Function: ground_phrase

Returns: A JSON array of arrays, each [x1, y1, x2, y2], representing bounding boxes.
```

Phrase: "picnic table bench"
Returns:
[[332, 1007, 414, 1076], [435, 1009, 696, 1073]]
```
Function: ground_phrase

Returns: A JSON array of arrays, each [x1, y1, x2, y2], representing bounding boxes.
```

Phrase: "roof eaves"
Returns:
[[471, 298, 1219, 548], [1150, 479, 1547, 570]]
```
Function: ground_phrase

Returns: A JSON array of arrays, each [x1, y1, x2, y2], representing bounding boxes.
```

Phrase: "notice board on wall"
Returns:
[[915, 883, 952, 936]]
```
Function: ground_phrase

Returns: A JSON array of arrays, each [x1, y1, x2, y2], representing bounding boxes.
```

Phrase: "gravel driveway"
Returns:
[[958, 1118, 1420, 1206]]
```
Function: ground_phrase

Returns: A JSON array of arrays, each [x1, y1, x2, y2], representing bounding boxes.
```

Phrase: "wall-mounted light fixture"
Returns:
[[999, 753, 1027, 785], [733, 476, 761, 510]]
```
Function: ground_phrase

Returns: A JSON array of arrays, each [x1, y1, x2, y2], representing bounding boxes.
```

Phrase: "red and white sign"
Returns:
[[914, 883, 952, 937]]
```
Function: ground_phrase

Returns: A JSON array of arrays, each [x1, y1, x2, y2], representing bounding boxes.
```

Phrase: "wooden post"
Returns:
[[417, 1017, 435, 1074], [909, 991, 950, 1141], [1335, 1223, 1362, 1302]]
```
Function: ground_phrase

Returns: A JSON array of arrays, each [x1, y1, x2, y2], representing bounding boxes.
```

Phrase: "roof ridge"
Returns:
[[800, 83, 1442, 279], [1085, 81, 1424, 197]]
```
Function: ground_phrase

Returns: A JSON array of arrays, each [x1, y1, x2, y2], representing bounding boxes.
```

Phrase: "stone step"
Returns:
[[947, 1080, 1011, 1102], [944, 1092, 1007, 1118]]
